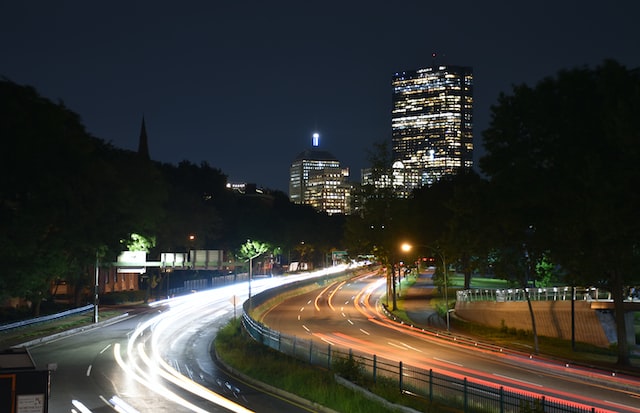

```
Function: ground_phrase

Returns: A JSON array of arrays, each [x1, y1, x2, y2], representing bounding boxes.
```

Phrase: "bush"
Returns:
[[332, 353, 365, 384], [100, 290, 146, 305], [0, 306, 30, 323]]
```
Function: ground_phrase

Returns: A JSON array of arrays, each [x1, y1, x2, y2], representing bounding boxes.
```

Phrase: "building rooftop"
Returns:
[[292, 148, 338, 162]]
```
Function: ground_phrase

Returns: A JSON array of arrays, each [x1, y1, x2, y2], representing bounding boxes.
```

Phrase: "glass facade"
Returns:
[[306, 167, 352, 215], [391, 65, 473, 196], [289, 148, 352, 215]]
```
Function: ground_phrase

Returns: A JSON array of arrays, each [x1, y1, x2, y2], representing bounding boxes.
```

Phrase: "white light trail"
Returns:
[[71, 400, 93, 413], [109, 396, 140, 413], [112, 267, 353, 412]]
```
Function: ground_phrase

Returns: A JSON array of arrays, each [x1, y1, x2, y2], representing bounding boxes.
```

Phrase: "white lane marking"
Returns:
[[493, 373, 543, 387], [72, 399, 94, 413], [297, 315, 301, 320], [603, 400, 639, 412], [320, 337, 335, 345], [302, 325, 310, 332], [401, 342, 423, 353], [434, 357, 463, 367], [86, 365, 92, 376], [359, 329, 370, 335], [388, 342, 408, 350], [341, 312, 346, 318], [347, 320, 354, 325], [300, 307, 305, 312], [307, 300, 312, 305], [99, 395, 114, 409], [100, 344, 111, 354]]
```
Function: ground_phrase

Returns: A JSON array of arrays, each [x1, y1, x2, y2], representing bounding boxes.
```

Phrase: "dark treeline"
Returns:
[[0, 78, 345, 316], [2, 60, 639, 364]]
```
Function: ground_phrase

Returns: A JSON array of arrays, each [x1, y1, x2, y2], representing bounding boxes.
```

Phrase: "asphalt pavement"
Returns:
[[401, 269, 447, 330]]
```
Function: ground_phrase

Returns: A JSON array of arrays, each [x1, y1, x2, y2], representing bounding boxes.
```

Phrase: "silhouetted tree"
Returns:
[[0, 79, 166, 312], [480, 60, 640, 365]]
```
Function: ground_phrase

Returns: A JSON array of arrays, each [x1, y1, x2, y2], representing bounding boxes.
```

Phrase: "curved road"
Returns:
[[28, 274, 333, 413], [261, 272, 640, 413]]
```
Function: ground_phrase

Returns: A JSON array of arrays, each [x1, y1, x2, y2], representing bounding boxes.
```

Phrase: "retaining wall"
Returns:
[[454, 300, 612, 348]]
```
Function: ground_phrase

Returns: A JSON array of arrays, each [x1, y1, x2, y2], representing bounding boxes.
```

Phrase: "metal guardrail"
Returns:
[[242, 290, 603, 413], [0, 304, 94, 332], [457, 286, 613, 303]]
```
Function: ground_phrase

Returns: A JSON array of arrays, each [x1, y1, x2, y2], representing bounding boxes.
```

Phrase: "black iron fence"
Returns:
[[242, 309, 602, 413]]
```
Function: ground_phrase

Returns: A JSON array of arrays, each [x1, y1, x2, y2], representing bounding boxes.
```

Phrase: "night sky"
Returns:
[[3, 1, 639, 193]]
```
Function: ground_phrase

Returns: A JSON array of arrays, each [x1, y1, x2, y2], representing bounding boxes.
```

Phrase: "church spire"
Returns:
[[138, 116, 150, 160]]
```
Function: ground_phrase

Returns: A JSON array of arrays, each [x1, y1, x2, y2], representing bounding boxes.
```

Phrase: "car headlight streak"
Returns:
[[113, 265, 354, 412]]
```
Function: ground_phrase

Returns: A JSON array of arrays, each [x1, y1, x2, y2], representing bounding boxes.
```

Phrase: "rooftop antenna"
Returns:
[[431, 52, 438, 67]]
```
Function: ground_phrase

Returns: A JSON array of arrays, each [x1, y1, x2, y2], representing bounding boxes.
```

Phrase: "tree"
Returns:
[[480, 60, 640, 365], [0, 79, 167, 312], [440, 170, 492, 289], [344, 139, 401, 261], [0, 79, 114, 312], [238, 240, 270, 266], [155, 161, 225, 252]]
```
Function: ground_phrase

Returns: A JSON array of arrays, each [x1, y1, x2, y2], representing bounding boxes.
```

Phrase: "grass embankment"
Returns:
[[0, 309, 123, 349], [214, 318, 457, 413]]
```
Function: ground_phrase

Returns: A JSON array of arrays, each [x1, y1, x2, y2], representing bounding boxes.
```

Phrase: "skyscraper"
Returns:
[[289, 133, 351, 215], [391, 65, 473, 196]]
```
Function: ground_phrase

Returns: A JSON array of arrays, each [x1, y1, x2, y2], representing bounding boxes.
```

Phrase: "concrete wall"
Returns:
[[455, 300, 612, 348]]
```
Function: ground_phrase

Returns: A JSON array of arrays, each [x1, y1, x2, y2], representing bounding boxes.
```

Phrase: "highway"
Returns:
[[260, 271, 640, 413], [28, 271, 345, 413]]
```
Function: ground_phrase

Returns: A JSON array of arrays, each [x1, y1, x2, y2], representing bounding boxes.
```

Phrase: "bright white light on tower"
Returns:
[[312, 132, 319, 147]]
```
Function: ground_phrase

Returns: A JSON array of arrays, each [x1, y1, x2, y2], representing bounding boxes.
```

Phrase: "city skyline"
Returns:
[[2, 1, 639, 192]]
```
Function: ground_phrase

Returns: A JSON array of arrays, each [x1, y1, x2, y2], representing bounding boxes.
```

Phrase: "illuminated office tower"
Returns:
[[391, 65, 473, 196], [289, 133, 351, 215]]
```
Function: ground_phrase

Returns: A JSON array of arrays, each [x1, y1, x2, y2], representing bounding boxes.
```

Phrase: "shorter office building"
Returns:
[[289, 133, 352, 215]]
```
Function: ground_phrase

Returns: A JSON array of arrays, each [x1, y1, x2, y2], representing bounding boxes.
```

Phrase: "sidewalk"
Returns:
[[400, 269, 447, 330]]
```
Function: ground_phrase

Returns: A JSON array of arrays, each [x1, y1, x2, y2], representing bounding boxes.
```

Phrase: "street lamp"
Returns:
[[401, 242, 450, 331], [242, 240, 269, 310], [249, 253, 253, 303], [94, 251, 99, 323], [248, 250, 265, 309]]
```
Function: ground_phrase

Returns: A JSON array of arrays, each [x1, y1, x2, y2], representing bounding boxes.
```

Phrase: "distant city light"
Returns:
[[312, 132, 320, 147]]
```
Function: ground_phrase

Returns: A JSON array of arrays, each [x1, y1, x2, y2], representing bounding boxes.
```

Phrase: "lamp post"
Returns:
[[248, 254, 253, 307], [242, 240, 269, 310], [94, 251, 99, 323], [401, 243, 449, 331], [247, 250, 265, 309], [389, 242, 412, 311], [392, 262, 398, 311]]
